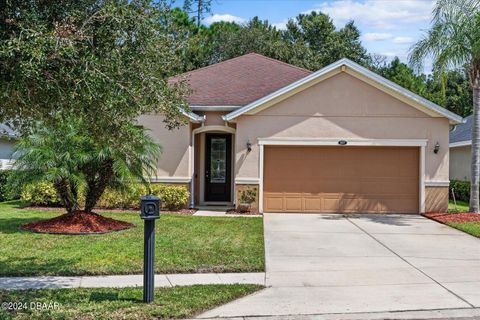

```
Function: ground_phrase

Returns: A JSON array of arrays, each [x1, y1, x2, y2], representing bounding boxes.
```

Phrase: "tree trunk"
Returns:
[[84, 159, 114, 213], [197, 0, 202, 27], [54, 179, 76, 214], [470, 77, 480, 212]]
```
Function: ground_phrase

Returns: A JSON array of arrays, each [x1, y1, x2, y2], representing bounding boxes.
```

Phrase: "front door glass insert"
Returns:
[[210, 138, 226, 183]]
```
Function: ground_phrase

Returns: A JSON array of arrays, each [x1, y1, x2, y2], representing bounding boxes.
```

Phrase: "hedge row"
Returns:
[[449, 180, 470, 203], [0, 170, 21, 202], [21, 182, 190, 210]]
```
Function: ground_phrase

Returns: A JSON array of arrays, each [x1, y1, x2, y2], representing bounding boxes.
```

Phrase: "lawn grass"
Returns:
[[444, 200, 480, 237], [448, 199, 469, 212], [0, 284, 262, 319], [447, 222, 480, 237], [0, 201, 264, 276]]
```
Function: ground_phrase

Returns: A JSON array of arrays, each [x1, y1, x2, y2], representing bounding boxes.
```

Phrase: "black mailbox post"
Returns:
[[140, 195, 160, 303]]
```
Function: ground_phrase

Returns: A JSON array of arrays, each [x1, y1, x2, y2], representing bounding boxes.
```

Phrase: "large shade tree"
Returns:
[[409, 0, 480, 212], [0, 0, 189, 146]]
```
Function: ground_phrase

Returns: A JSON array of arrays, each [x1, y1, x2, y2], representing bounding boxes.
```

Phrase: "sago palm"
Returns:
[[11, 117, 160, 215], [81, 124, 161, 213], [10, 118, 89, 213], [409, 0, 480, 212]]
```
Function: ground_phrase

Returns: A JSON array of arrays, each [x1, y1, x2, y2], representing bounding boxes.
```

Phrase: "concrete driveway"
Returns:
[[199, 213, 480, 318]]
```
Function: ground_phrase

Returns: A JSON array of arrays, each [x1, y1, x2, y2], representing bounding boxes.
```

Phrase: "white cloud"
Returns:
[[311, 0, 434, 29], [392, 36, 415, 44], [272, 19, 289, 30], [380, 51, 399, 57], [362, 32, 392, 41], [203, 14, 246, 25]]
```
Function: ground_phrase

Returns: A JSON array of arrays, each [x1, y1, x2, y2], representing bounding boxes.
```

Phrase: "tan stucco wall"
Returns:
[[235, 72, 450, 185], [235, 184, 259, 211], [450, 145, 471, 181], [196, 111, 228, 126], [425, 186, 449, 212], [137, 115, 191, 177]]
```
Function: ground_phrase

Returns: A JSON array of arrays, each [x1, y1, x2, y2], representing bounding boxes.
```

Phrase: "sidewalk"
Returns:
[[0, 273, 265, 290]]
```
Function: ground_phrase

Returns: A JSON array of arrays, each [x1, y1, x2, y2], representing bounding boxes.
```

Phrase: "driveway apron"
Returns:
[[199, 213, 480, 318]]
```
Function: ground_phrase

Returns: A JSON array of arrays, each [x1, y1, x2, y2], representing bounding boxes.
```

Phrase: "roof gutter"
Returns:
[[449, 140, 472, 148], [191, 105, 242, 112], [182, 110, 205, 123]]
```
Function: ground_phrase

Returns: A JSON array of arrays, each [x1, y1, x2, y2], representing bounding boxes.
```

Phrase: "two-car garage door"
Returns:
[[263, 146, 419, 213]]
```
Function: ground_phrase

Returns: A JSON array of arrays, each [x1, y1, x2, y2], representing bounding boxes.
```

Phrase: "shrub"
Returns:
[[95, 184, 190, 211], [0, 170, 21, 202], [19, 181, 190, 211], [152, 184, 190, 211], [450, 180, 470, 203], [240, 188, 257, 204], [21, 182, 61, 206]]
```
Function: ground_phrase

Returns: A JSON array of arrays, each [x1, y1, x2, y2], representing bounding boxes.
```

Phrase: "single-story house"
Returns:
[[0, 123, 17, 170], [138, 53, 463, 214], [449, 114, 472, 181]]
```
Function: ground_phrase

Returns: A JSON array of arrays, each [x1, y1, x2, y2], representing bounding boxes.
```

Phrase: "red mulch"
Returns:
[[424, 212, 480, 223], [20, 211, 135, 234], [226, 209, 262, 215], [23, 206, 197, 215]]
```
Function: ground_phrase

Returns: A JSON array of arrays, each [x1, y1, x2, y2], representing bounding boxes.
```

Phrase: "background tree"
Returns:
[[409, 0, 480, 212], [427, 69, 473, 117], [183, 0, 212, 27], [284, 12, 370, 68], [378, 58, 429, 97]]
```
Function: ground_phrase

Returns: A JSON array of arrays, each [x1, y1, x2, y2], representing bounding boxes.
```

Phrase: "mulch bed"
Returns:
[[22, 206, 197, 215], [226, 209, 262, 215], [20, 211, 135, 234], [424, 212, 480, 223]]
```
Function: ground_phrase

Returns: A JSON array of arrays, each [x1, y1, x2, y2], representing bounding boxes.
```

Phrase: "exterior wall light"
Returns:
[[434, 142, 440, 154], [246, 140, 252, 152]]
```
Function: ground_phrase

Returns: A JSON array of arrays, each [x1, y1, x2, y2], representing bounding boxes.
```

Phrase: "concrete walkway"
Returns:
[[0, 273, 265, 290], [193, 210, 261, 217], [199, 213, 480, 318]]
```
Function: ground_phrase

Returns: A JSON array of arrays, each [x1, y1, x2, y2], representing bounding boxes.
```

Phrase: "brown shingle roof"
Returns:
[[171, 53, 312, 106]]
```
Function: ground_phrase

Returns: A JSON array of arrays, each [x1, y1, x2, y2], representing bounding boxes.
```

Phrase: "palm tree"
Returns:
[[409, 0, 480, 212], [10, 116, 160, 215], [10, 118, 89, 214], [81, 124, 160, 213]]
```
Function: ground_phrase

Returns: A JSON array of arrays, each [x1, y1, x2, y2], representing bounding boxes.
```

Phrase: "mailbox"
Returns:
[[140, 195, 161, 220]]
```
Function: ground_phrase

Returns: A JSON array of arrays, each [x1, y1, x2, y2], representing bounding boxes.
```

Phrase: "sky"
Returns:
[[174, 0, 436, 71]]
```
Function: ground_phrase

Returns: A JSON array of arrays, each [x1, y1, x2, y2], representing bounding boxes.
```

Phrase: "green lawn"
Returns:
[[448, 200, 469, 212], [0, 201, 264, 276], [0, 284, 262, 319], [445, 200, 480, 237], [447, 222, 480, 237]]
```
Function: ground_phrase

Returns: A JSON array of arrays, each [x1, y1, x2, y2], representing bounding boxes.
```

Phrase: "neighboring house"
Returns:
[[138, 53, 463, 214], [0, 123, 17, 170], [449, 114, 472, 181]]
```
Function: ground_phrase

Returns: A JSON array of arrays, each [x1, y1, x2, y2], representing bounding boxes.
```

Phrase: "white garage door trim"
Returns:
[[257, 138, 428, 214]]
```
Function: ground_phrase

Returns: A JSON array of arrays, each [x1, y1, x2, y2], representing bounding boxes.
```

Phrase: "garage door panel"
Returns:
[[304, 197, 322, 211], [264, 146, 419, 213], [264, 194, 284, 212], [285, 196, 302, 212]]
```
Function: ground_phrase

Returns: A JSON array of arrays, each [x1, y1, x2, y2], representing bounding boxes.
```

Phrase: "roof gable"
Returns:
[[450, 114, 472, 146], [170, 53, 312, 107], [223, 58, 464, 124]]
